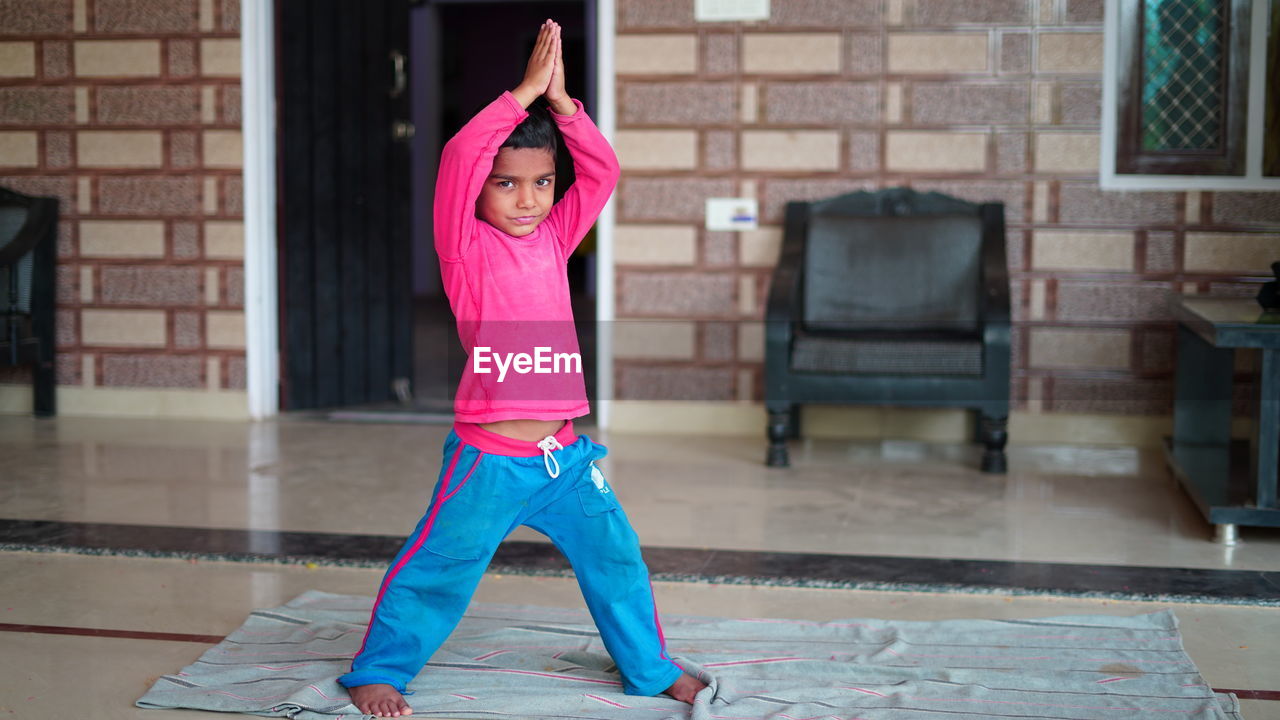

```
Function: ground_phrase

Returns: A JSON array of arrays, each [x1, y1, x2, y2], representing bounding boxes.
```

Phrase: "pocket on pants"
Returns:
[[577, 461, 621, 516], [423, 453, 493, 561]]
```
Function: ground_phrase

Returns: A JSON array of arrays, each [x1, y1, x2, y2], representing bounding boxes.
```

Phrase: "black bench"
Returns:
[[0, 186, 58, 417]]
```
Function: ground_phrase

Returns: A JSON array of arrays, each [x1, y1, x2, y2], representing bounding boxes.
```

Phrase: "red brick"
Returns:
[[224, 175, 242, 215], [1212, 192, 1280, 226], [222, 85, 241, 124], [97, 86, 201, 125], [0, 365, 31, 383], [701, 321, 735, 361], [849, 132, 879, 171], [1000, 32, 1030, 73], [58, 222, 74, 259], [55, 265, 76, 305], [56, 308, 75, 348], [226, 266, 243, 306], [100, 266, 203, 306], [174, 310, 201, 348], [56, 353, 80, 385], [996, 132, 1027, 173], [102, 354, 203, 388], [42, 40, 69, 79], [914, 0, 1027, 24], [768, 0, 880, 26], [765, 82, 879, 125], [702, 33, 736, 75], [620, 272, 736, 316], [171, 130, 198, 169], [702, 230, 734, 267], [0, 176, 73, 208], [617, 364, 735, 401], [98, 176, 201, 215], [617, 0, 692, 28], [94, 0, 197, 32], [912, 83, 1028, 125], [1064, 0, 1104, 23], [45, 131, 71, 169], [168, 39, 196, 78], [1050, 378, 1171, 415], [705, 130, 735, 170], [1139, 329, 1173, 375], [1060, 84, 1101, 125], [1055, 281, 1175, 322], [619, 177, 736, 222], [172, 221, 200, 258], [620, 82, 737, 126], [910, 180, 1027, 224], [1007, 229, 1027, 271], [0, 87, 74, 125], [847, 33, 882, 74], [1208, 281, 1267, 297], [1144, 231, 1176, 273], [220, 0, 240, 31], [1059, 182, 1176, 225], [760, 179, 876, 223], [225, 354, 245, 389], [0, 0, 72, 34]]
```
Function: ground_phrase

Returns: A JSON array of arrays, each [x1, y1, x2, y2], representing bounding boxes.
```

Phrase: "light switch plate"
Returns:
[[705, 198, 759, 231], [695, 0, 770, 22]]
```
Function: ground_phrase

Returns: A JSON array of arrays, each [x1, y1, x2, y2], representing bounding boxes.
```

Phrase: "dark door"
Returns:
[[278, 0, 413, 410]]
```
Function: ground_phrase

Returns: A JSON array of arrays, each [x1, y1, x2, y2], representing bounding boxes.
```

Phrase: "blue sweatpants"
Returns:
[[338, 423, 685, 696]]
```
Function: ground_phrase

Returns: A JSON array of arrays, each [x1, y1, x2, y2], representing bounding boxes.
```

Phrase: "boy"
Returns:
[[339, 20, 707, 717]]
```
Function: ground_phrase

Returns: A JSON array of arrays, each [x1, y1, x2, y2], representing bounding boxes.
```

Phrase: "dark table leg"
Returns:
[[1172, 324, 1236, 543], [1250, 348, 1278, 510]]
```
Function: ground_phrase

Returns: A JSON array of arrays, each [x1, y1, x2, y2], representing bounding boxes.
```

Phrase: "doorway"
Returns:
[[409, 0, 595, 418]]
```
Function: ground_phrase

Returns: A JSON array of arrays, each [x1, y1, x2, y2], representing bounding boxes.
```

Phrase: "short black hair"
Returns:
[[500, 99, 558, 162]]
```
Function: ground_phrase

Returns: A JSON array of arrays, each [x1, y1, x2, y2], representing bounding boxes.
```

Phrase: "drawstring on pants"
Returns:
[[536, 435, 563, 478]]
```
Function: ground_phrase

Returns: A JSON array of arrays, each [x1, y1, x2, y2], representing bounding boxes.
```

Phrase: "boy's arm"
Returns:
[[544, 101, 622, 257], [433, 92, 528, 262]]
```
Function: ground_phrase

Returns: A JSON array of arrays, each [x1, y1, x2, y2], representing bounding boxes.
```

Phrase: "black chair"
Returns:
[[764, 187, 1010, 473], [0, 186, 58, 416]]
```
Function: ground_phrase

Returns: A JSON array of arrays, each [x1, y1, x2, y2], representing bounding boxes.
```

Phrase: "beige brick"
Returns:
[[1038, 0, 1056, 23], [1038, 33, 1103, 73], [81, 309, 167, 347], [1033, 82, 1054, 123], [82, 354, 95, 387], [203, 130, 242, 168], [74, 41, 161, 77], [199, 0, 215, 31], [203, 176, 219, 214], [206, 310, 245, 349], [743, 34, 842, 74], [1029, 328, 1130, 370], [206, 356, 220, 391], [1032, 181, 1050, 222], [0, 132, 38, 168], [0, 42, 36, 77], [205, 268, 220, 304], [887, 0, 906, 24], [201, 86, 217, 124], [614, 320, 696, 360], [77, 131, 163, 167], [80, 220, 165, 258], [736, 368, 754, 402], [200, 39, 241, 76], [1185, 191, 1201, 224], [614, 224, 697, 265], [616, 34, 697, 74], [1034, 132, 1100, 172], [741, 130, 841, 171], [888, 34, 988, 73], [75, 87, 89, 123], [614, 130, 697, 170], [886, 131, 987, 172], [205, 221, 244, 259], [740, 83, 758, 123], [77, 177, 92, 213], [885, 82, 903, 123], [74, 0, 87, 32], [1184, 233, 1280, 274], [738, 321, 764, 362], [1032, 229, 1134, 271], [79, 266, 94, 302], [1029, 278, 1046, 320], [739, 274, 756, 315], [739, 226, 782, 267]]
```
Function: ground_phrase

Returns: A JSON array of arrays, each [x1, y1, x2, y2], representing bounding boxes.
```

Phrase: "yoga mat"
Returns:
[[137, 590, 1242, 720]]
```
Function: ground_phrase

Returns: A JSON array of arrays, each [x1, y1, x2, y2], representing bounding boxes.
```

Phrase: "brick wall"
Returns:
[[612, 0, 1280, 417], [0, 0, 245, 412]]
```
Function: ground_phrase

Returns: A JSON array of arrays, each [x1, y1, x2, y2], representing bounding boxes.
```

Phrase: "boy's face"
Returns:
[[476, 147, 556, 237]]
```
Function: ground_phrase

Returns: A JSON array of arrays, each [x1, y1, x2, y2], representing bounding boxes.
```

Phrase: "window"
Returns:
[[1102, 0, 1280, 188]]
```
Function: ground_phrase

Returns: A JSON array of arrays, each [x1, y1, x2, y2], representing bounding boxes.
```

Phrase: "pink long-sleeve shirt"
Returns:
[[435, 91, 620, 423]]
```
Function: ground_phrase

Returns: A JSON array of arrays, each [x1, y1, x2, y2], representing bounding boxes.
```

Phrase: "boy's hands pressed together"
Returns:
[[512, 20, 557, 109], [512, 20, 576, 116]]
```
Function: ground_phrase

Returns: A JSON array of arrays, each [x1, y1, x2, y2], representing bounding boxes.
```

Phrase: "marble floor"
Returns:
[[1, 415, 1278, 718]]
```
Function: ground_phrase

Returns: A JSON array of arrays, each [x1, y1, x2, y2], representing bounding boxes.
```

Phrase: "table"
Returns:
[[1167, 296, 1280, 544]]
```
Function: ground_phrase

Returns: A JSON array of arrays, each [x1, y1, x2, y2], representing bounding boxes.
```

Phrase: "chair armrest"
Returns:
[[765, 202, 808, 347], [978, 203, 1011, 327]]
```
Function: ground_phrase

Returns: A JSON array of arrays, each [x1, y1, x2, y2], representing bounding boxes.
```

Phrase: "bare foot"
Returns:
[[348, 683, 413, 717], [664, 673, 707, 704]]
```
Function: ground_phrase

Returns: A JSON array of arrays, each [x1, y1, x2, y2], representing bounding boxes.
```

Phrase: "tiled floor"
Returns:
[[1, 415, 1278, 718]]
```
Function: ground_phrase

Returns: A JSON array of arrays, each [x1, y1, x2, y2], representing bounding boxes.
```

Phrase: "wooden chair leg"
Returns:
[[767, 408, 791, 467], [979, 413, 1008, 474]]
